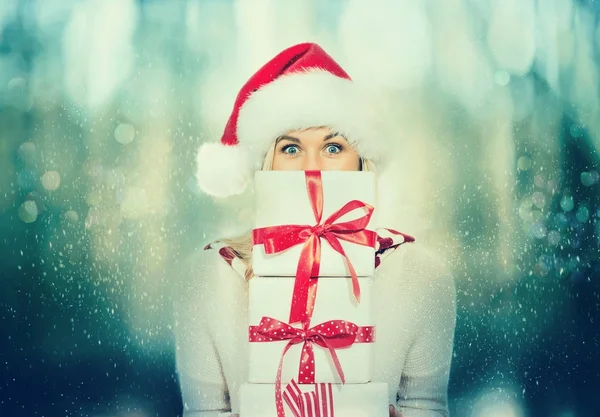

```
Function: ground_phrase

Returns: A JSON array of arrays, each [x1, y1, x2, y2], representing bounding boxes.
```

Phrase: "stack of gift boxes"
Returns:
[[239, 171, 388, 417]]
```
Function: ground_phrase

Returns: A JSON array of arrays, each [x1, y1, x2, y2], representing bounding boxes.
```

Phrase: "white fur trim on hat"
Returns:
[[196, 142, 253, 198], [237, 70, 388, 170]]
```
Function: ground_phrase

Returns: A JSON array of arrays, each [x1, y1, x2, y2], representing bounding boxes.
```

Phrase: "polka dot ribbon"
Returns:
[[282, 379, 335, 417], [252, 171, 377, 324], [248, 316, 374, 417]]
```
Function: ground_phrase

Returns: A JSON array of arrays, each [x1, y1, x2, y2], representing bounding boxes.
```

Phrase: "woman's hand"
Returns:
[[389, 405, 403, 417]]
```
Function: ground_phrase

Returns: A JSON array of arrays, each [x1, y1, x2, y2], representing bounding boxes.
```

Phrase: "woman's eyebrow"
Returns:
[[276, 135, 300, 144], [276, 132, 342, 144], [323, 132, 341, 141]]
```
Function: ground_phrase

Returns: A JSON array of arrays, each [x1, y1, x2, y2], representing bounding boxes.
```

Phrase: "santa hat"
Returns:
[[196, 42, 387, 198]]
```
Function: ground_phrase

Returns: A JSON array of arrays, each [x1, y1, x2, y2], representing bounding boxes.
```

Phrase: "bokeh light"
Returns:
[[114, 123, 136, 145], [41, 170, 60, 191], [17, 199, 38, 223]]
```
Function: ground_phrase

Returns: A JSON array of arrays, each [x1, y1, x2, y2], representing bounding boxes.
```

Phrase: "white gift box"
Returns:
[[248, 276, 374, 383], [239, 382, 389, 417], [252, 171, 377, 278]]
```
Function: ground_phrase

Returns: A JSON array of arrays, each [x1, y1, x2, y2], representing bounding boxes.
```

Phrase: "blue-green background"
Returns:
[[1, 1, 599, 416]]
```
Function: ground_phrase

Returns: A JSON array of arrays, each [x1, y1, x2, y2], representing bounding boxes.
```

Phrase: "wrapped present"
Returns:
[[239, 381, 389, 417], [252, 170, 377, 323], [248, 276, 374, 384]]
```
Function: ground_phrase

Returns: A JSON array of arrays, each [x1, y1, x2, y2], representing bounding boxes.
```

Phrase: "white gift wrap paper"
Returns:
[[239, 382, 389, 417], [252, 171, 377, 277], [248, 277, 374, 383]]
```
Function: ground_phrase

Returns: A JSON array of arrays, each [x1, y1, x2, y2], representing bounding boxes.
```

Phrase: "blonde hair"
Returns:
[[215, 129, 376, 280]]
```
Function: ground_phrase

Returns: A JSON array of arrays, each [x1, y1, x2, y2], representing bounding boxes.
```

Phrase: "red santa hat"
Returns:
[[196, 42, 386, 198]]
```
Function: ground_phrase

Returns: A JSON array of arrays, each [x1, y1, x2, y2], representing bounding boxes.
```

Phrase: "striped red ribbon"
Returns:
[[282, 379, 334, 417]]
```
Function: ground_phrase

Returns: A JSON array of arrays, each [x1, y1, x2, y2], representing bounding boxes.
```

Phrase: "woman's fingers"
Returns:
[[389, 404, 403, 417]]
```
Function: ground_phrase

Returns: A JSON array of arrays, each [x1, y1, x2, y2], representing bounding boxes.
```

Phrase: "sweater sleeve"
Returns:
[[396, 249, 457, 417], [173, 250, 232, 416]]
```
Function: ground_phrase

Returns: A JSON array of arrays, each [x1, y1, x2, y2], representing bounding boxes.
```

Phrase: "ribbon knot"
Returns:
[[252, 171, 376, 324], [310, 223, 329, 237]]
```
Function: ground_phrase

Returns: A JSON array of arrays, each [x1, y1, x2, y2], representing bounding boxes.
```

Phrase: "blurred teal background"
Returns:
[[1, 1, 599, 416]]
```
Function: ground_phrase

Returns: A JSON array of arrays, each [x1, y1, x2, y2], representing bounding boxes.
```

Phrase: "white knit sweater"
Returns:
[[173, 242, 456, 417]]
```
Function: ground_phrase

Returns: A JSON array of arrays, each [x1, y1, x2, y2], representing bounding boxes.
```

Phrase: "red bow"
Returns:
[[249, 316, 374, 417], [282, 379, 334, 417], [252, 171, 376, 324]]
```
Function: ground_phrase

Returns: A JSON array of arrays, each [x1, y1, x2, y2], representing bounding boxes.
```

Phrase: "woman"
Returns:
[[175, 43, 456, 417]]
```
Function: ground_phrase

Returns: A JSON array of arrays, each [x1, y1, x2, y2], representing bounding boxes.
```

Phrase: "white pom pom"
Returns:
[[196, 142, 253, 198]]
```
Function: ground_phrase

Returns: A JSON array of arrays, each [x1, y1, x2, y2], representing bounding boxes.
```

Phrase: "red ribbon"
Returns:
[[249, 316, 374, 417], [252, 171, 376, 324], [283, 379, 334, 417]]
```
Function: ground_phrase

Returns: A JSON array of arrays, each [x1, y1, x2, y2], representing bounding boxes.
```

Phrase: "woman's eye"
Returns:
[[282, 145, 299, 155], [325, 144, 342, 154]]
